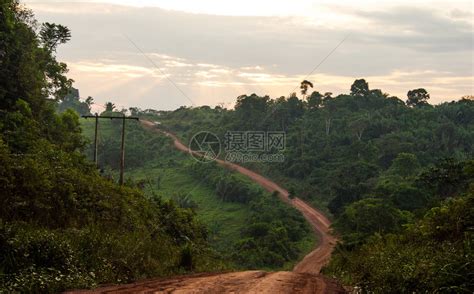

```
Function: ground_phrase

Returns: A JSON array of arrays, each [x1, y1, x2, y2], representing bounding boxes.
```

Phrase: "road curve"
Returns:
[[67, 121, 342, 293], [140, 121, 337, 275]]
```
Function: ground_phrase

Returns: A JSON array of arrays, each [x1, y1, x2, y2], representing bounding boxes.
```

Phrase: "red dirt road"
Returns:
[[68, 121, 342, 293]]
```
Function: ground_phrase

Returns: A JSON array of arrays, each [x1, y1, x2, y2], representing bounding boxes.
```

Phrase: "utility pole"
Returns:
[[82, 114, 139, 185], [120, 113, 126, 186], [93, 113, 98, 165]]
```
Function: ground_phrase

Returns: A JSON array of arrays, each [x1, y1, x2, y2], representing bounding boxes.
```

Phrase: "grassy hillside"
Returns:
[[80, 118, 250, 253], [129, 163, 253, 254], [80, 117, 316, 271]]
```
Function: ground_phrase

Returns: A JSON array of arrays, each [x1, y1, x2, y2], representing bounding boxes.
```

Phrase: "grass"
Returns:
[[79, 117, 316, 270], [128, 163, 252, 254]]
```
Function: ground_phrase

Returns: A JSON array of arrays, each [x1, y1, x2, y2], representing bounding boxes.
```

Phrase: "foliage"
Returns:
[[406, 88, 430, 107], [81, 117, 171, 171], [0, 2, 222, 292], [350, 79, 370, 97], [3, 0, 472, 289], [188, 161, 261, 204], [143, 78, 474, 290], [187, 162, 312, 269], [300, 80, 313, 97], [57, 87, 92, 115], [324, 188, 474, 292], [80, 111, 314, 271], [232, 193, 311, 269], [39, 22, 71, 52], [333, 198, 412, 246]]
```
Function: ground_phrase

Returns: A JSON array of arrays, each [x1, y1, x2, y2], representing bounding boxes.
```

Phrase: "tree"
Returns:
[[129, 107, 141, 116], [85, 96, 94, 108], [350, 79, 370, 97], [105, 102, 116, 112], [390, 184, 426, 211], [300, 80, 313, 98], [39, 23, 73, 100], [234, 94, 270, 130], [328, 161, 380, 215], [57, 87, 91, 115], [0, 2, 72, 109], [288, 187, 296, 199], [307, 91, 323, 109], [0, 3, 221, 291], [406, 88, 430, 107], [286, 95, 304, 121], [39, 22, 71, 52], [417, 159, 470, 199], [349, 116, 370, 141], [323, 92, 333, 100], [334, 198, 410, 243], [326, 191, 474, 292], [387, 153, 420, 179]]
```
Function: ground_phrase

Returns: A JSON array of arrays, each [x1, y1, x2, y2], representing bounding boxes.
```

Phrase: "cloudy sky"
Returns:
[[25, 0, 473, 110]]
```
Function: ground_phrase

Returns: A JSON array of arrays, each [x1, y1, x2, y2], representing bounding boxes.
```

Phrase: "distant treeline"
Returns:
[[141, 80, 474, 292]]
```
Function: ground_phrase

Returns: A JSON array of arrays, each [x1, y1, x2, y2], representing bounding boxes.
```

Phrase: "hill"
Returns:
[[139, 83, 474, 292], [79, 117, 316, 271]]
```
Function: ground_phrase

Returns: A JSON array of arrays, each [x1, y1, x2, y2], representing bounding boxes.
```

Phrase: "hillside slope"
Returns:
[[70, 121, 343, 293]]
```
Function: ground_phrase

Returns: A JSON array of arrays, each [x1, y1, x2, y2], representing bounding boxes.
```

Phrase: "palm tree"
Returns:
[[105, 102, 115, 112], [85, 96, 94, 107]]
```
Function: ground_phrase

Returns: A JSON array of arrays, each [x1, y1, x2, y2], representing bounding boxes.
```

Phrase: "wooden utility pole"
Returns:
[[82, 114, 139, 185], [93, 113, 99, 165], [120, 114, 126, 185]]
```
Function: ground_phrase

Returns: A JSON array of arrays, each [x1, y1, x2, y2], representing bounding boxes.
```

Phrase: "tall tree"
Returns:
[[307, 91, 323, 109], [39, 22, 71, 52], [350, 79, 370, 97], [85, 96, 93, 107], [300, 80, 314, 98], [406, 88, 430, 107], [105, 101, 116, 112], [58, 87, 91, 115]]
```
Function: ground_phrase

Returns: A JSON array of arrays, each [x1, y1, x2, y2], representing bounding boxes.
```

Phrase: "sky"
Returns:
[[24, 0, 474, 110]]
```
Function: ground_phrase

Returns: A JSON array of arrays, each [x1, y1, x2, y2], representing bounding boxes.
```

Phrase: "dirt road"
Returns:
[[72, 271, 343, 293], [69, 121, 342, 293]]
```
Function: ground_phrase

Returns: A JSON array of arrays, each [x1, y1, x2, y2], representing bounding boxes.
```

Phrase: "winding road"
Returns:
[[68, 121, 343, 293]]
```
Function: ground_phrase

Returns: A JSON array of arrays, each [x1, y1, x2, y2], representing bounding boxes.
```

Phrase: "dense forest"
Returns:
[[2, 0, 473, 292], [64, 42, 473, 294], [141, 80, 474, 291], [0, 1, 226, 292]]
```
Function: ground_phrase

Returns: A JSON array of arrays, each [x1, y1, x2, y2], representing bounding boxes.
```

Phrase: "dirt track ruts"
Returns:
[[66, 121, 342, 293]]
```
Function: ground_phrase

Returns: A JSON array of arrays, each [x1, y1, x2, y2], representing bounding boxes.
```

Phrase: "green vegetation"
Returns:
[[141, 79, 474, 291], [2, 0, 473, 292], [57, 87, 93, 116], [131, 165, 252, 255], [187, 161, 314, 269], [0, 2, 222, 292], [80, 117, 315, 271], [80, 116, 172, 171], [325, 161, 473, 292]]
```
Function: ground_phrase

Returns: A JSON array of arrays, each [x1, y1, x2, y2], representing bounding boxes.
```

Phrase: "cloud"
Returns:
[[449, 8, 473, 20], [351, 7, 473, 53], [24, 2, 473, 109]]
